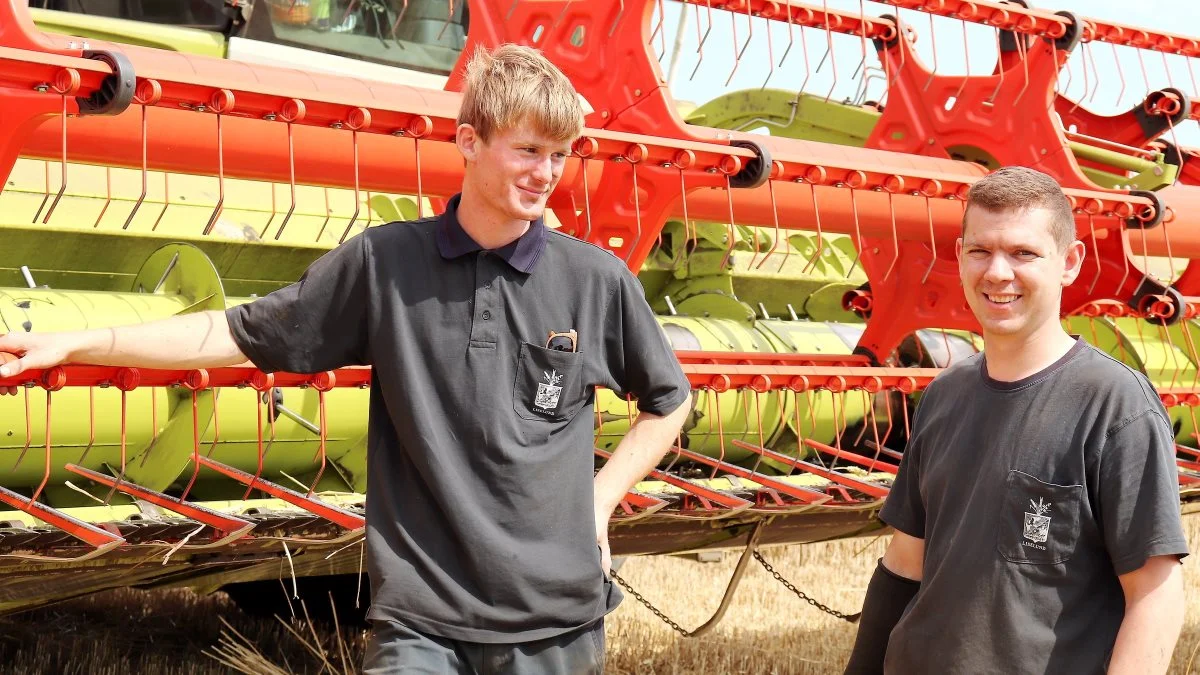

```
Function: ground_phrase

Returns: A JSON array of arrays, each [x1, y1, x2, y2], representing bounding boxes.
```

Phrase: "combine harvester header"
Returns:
[[0, 0, 1197, 626]]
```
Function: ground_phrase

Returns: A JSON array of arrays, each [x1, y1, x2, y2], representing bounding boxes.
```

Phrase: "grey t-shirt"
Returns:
[[880, 339, 1188, 674], [226, 196, 690, 643]]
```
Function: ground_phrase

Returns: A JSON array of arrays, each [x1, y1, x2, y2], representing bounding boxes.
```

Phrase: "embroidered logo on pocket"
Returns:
[[534, 370, 564, 414], [1022, 497, 1052, 546]]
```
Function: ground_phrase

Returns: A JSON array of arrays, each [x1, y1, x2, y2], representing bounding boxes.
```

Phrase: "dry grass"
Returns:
[[1, 516, 1199, 673]]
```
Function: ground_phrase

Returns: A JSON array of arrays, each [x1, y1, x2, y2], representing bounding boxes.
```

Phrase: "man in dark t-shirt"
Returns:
[[845, 166, 1188, 674], [0, 45, 690, 673]]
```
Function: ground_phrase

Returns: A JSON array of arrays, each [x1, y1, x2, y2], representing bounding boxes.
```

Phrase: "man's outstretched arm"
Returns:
[[1107, 555, 1185, 674], [844, 530, 925, 675], [0, 310, 247, 394]]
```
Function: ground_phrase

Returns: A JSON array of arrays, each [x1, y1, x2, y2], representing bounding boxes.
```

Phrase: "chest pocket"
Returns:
[[996, 470, 1083, 565], [513, 342, 587, 422]]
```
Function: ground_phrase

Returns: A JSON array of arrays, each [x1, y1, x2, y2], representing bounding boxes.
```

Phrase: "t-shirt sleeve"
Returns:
[[596, 267, 690, 416], [225, 234, 371, 374], [879, 396, 929, 539], [1099, 410, 1189, 576]]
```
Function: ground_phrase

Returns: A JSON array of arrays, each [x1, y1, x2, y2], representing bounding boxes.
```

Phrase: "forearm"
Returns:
[[68, 310, 247, 370], [1108, 566, 1185, 674], [592, 401, 688, 513]]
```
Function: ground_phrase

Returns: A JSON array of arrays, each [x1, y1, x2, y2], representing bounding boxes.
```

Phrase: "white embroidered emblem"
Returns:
[[1023, 497, 1052, 544], [534, 370, 564, 413]]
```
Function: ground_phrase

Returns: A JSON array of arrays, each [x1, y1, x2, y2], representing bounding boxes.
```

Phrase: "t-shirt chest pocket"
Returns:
[[996, 470, 1083, 565], [513, 342, 587, 422]]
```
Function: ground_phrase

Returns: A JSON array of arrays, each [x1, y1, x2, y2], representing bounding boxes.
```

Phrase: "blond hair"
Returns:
[[962, 166, 1076, 251], [457, 44, 584, 143]]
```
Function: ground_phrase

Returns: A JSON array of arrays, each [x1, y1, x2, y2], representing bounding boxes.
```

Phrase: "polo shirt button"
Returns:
[[482, 310, 492, 320]]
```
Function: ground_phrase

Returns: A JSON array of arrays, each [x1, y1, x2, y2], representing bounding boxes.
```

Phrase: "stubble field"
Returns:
[[2, 516, 1199, 674]]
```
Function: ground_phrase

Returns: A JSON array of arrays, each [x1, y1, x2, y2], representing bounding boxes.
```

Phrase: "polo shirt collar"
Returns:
[[435, 193, 547, 273]]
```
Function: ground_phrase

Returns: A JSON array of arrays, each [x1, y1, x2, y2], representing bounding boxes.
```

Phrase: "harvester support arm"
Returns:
[[0, 309, 247, 386]]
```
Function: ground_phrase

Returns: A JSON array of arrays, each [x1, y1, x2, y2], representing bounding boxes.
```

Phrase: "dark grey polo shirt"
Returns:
[[880, 339, 1188, 674], [226, 194, 690, 643]]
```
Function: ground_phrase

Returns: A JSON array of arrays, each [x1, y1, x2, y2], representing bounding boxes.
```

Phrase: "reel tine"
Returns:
[[882, 177, 902, 282], [820, 1, 839, 103], [339, 128, 364, 244], [801, 179, 824, 274], [651, 0, 667, 61], [845, 180, 864, 278], [77, 386, 96, 466], [724, 4, 753, 87], [1187, 53, 1198, 99], [988, 26, 1006, 106], [852, 0, 868, 83], [1012, 26, 1032, 106], [308, 387, 330, 497], [179, 370, 210, 503], [953, 18, 970, 104], [151, 174, 170, 232], [103, 387, 129, 505], [28, 386, 54, 503], [1102, 42, 1125, 108], [761, 3, 775, 89], [92, 167, 112, 229], [203, 92, 235, 236], [205, 389, 222, 459], [919, 181, 941, 285], [42, 80, 74, 225], [1087, 212, 1103, 294], [756, 163, 784, 271], [922, 12, 939, 92], [12, 386, 32, 471], [689, 0, 714, 81]]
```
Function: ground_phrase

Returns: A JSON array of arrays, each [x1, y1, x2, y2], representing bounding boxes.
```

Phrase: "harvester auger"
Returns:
[[0, 0, 1197, 626]]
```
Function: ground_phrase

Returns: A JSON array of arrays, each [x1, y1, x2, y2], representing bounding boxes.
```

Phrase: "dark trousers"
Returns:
[[363, 618, 606, 674]]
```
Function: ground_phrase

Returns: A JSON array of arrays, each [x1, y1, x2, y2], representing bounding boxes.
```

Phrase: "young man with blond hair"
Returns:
[[0, 45, 690, 673], [845, 166, 1188, 674]]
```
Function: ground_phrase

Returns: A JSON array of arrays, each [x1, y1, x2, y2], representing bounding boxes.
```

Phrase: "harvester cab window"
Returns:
[[30, 0, 468, 77], [254, 0, 467, 75], [31, 0, 230, 30]]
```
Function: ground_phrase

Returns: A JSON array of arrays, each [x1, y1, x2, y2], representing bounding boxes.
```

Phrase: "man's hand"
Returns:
[[595, 506, 613, 578], [0, 332, 77, 395]]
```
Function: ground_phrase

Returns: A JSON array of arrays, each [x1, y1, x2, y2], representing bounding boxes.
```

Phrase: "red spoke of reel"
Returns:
[[593, 447, 751, 512], [66, 464, 255, 546], [196, 454, 365, 531], [666, 444, 831, 505], [732, 439, 890, 498], [803, 438, 899, 474]]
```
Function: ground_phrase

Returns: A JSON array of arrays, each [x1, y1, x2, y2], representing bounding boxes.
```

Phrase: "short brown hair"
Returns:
[[963, 166, 1076, 251], [457, 44, 584, 144]]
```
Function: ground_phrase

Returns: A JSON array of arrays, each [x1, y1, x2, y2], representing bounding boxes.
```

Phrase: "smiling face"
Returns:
[[957, 206, 1085, 345], [458, 121, 571, 225]]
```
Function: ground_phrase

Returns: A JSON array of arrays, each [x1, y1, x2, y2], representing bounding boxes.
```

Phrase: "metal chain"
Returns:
[[609, 571, 695, 637], [753, 551, 861, 623]]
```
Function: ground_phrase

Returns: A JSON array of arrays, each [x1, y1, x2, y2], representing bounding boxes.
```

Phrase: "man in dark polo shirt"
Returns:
[[844, 167, 1188, 674], [0, 45, 690, 673]]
